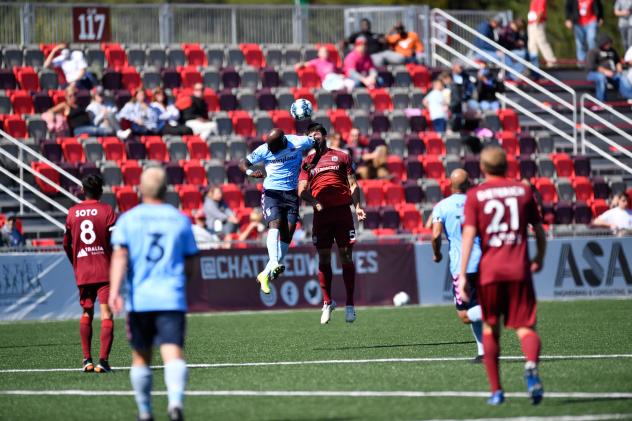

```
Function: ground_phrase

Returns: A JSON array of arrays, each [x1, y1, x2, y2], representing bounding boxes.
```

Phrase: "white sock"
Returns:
[[266, 228, 280, 266], [467, 305, 482, 322], [164, 359, 188, 411], [130, 365, 152, 417], [467, 306, 484, 355]]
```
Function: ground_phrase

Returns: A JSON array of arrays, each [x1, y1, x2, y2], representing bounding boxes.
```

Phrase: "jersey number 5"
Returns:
[[484, 197, 519, 234]]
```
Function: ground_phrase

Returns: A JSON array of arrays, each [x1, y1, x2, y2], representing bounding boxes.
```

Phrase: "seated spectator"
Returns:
[[117, 88, 159, 137], [477, 62, 501, 112], [238, 209, 266, 241], [499, 18, 534, 78], [593, 192, 632, 235], [445, 60, 477, 131], [44, 86, 110, 137], [328, 132, 353, 156], [373, 22, 424, 66], [347, 127, 389, 179], [203, 186, 239, 235], [1, 215, 25, 247], [343, 38, 379, 91], [179, 83, 217, 140], [344, 18, 386, 58], [295, 46, 346, 92], [587, 34, 632, 102], [191, 209, 220, 250], [473, 16, 501, 62], [423, 78, 449, 134], [150, 87, 192, 136], [43, 43, 95, 90], [86, 86, 118, 136]]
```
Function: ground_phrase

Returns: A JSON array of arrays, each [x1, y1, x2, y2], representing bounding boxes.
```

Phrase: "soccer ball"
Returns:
[[393, 291, 410, 307], [290, 98, 313, 121]]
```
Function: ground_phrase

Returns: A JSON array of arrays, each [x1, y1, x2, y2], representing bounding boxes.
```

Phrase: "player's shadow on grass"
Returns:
[[560, 397, 632, 404], [313, 340, 475, 351]]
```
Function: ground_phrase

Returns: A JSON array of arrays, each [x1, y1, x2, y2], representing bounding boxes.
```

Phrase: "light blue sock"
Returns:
[[467, 305, 484, 355], [164, 359, 188, 411], [130, 365, 153, 417], [280, 241, 290, 261], [266, 228, 280, 266]]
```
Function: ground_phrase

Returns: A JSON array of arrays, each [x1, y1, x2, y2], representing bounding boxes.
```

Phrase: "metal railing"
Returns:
[[579, 94, 632, 175], [429, 8, 578, 152]]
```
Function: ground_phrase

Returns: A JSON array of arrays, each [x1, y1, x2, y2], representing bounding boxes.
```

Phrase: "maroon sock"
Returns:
[[318, 263, 333, 304], [520, 331, 541, 364], [99, 319, 114, 361], [341, 262, 356, 306], [483, 331, 501, 392], [79, 316, 93, 360]]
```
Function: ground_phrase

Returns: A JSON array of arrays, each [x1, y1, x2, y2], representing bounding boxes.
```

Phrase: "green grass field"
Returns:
[[1, 299, 631, 420]]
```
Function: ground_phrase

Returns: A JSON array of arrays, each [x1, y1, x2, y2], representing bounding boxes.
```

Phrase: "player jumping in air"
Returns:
[[459, 146, 547, 406], [63, 174, 116, 373], [431, 168, 484, 363], [298, 123, 366, 324], [240, 128, 318, 294], [109, 167, 199, 421]]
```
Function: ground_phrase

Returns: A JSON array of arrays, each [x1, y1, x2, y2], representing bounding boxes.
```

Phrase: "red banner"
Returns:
[[187, 243, 418, 311], [72, 7, 111, 43]]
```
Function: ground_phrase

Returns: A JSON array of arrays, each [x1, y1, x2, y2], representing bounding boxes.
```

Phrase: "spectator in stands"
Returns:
[[446, 60, 477, 131], [499, 18, 533, 78], [423, 79, 448, 134], [528, 0, 557, 68], [586, 34, 632, 102], [347, 127, 389, 180], [328, 132, 353, 157], [343, 38, 379, 91], [343, 18, 386, 58], [1, 215, 25, 247], [565, 0, 604, 64], [372, 22, 424, 66], [44, 86, 110, 137], [237, 209, 266, 241], [593, 192, 632, 235], [117, 88, 159, 138], [44, 43, 95, 90], [86, 87, 118, 136], [615, 0, 632, 52], [191, 209, 220, 250], [180, 83, 217, 141], [473, 16, 501, 62], [477, 62, 501, 112], [150, 87, 192, 136], [295, 47, 345, 92], [203, 187, 239, 236]]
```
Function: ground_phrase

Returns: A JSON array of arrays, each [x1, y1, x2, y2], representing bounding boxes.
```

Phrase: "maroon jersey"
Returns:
[[463, 178, 541, 285], [63, 200, 117, 286], [299, 148, 353, 208]]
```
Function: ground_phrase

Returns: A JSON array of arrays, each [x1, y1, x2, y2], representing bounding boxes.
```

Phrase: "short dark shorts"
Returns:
[[261, 189, 300, 225], [312, 205, 356, 249], [78, 282, 110, 310], [478, 280, 537, 328], [452, 273, 479, 311], [126, 311, 186, 351]]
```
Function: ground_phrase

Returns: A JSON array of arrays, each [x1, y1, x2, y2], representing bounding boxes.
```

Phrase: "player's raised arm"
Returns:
[[239, 157, 264, 179], [347, 173, 366, 221]]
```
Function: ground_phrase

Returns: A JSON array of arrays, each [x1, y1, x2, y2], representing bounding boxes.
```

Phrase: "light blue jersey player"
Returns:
[[109, 167, 198, 421], [431, 169, 484, 362], [240, 128, 317, 294]]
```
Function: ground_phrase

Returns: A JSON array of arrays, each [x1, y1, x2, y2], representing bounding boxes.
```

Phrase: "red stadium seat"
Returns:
[[182, 160, 207, 186], [178, 66, 203, 89], [31, 162, 60, 194], [203, 88, 219, 112], [104, 46, 128, 70], [591, 199, 608, 217], [270, 110, 295, 134], [297, 67, 321, 89], [221, 183, 244, 210], [176, 184, 202, 211], [50, 89, 66, 105], [498, 109, 519, 132], [362, 181, 384, 207], [32, 239, 56, 247], [142, 136, 168, 161], [573, 176, 594, 202], [121, 67, 142, 92], [328, 109, 352, 138], [101, 137, 126, 162], [422, 132, 444, 156], [385, 155, 406, 182], [369, 88, 393, 112], [40, 44, 58, 59], [407, 64, 430, 92], [59, 137, 85, 164], [292, 87, 317, 107], [230, 110, 255, 137], [506, 156, 519, 179], [498, 131, 519, 156], [398, 203, 422, 232], [121, 160, 142, 186], [551, 152, 574, 178], [14, 67, 39, 91], [184, 135, 210, 160], [373, 228, 397, 237], [10, 90, 34, 114], [2, 115, 27, 138], [240, 44, 265, 68], [535, 177, 558, 203], [113, 185, 139, 212], [182, 44, 207, 66], [383, 181, 405, 206], [423, 156, 444, 181]]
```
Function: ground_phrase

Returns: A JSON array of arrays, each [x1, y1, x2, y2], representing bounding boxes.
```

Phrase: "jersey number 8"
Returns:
[[80, 220, 96, 245]]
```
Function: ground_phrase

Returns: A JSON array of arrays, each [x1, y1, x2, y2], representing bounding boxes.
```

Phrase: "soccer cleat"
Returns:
[[137, 414, 154, 421], [94, 359, 112, 373], [345, 306, 356, 323], [270, 263, 285, 280], [82, 358, 94, 372], [471, 355, 484, 364], [524, 363, 544, 405], [487, 390, 505, 406], [167, 406, 184, 421], [256, 271, 271, 294], [320, 301, 336, 324]]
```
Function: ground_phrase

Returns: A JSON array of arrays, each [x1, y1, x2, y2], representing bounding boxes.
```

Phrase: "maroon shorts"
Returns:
[[312, 205, 356, 249], [78, 282, 110, 310], [478, 280, 537, 328]]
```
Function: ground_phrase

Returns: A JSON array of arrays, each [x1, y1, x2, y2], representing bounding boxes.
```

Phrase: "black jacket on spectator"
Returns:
[[67, 106, 92, 135], [181, 96, 208, 122], [477, 76, 501, 102], [346, 31, 384, 55], [565, 0, 604, 24], [499, 26, 527, 51], [586, 47, 620, 72]]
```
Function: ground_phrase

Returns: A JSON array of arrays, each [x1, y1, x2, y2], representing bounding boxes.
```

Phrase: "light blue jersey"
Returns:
[[246, 134, 314, 191], [111, 203, 198, 312], [433, 193, 482, 277]]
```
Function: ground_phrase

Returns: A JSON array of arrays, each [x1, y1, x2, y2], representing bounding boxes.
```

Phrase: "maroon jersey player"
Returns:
[[298, 123, 366, 324], [63, 174, 117, 373], [459, 146, 547, 406]]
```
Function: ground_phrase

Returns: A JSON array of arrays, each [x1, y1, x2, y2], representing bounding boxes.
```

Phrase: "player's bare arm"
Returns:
[[239, 158, 264, 178], [531, 223, 547, 273], [298, 180, 323, 211], [62, 227, 73, 263], [458, 225, 477, 302], [108, 246, 128, 314], [347, 174, 366, 221], [431, 221, 443, 263]]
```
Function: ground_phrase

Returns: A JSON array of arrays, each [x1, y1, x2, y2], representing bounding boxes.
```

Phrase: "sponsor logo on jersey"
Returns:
[[331, 156, 339, 162], [77, 249, 88, 258]]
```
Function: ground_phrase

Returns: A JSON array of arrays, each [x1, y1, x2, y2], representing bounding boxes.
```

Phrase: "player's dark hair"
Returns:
[[82, 174, 104, 200], [307, 122, 327, 137]]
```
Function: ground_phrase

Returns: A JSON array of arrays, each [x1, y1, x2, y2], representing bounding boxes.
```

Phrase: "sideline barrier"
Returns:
[[0, 237, 630, 320]]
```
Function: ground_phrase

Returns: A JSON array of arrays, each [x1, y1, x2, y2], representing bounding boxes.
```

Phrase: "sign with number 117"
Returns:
[[72, 7, 111, 43]]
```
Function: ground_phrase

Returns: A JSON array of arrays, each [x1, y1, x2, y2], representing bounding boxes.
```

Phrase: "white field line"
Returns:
[[419, 414, 632, 421], [1, 354, 632, 374], [0, 390, 631, 400]]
